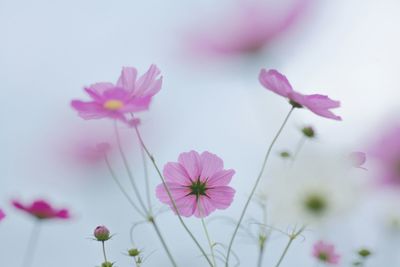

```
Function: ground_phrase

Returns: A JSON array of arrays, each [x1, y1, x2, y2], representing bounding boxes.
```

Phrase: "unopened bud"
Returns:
[[301, 126, 315, 138], [94, 225, 110, 241], [128, 248, 140, 257]]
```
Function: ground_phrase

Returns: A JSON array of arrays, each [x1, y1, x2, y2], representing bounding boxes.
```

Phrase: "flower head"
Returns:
[[259, 69, 341, 120], [187, 0, 310, 57], [370, 125, 400, 187], [156, 151, 235, 218], [12, 199, 70, 220], [312, 241, 340, 265], [0, 209, 5, 221], [71, 65, 162, 121], [94, 225, 111, 241]]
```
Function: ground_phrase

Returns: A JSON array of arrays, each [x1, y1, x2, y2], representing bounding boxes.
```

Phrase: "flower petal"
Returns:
[[134, 64, 162, 97], [194, 196, 217, 218], [259, 69, 293, 97], [163, 162, 192, 185], [206, 186, 235, 209], [178, 151, 202, 180], [207, 169, 235, 187], [117, 67, 138, 92], [200, 151, 224, 181], [71, 100, 109, 120]]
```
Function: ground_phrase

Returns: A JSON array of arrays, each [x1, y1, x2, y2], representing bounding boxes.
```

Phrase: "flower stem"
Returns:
[[105, 156, 178, 267], [21, 221, 41, 267], [291, 136, 306, 165], [225, 107, 295, 266], [133, 125, 214, 267], [257, 244, 265, 267], [274, 226, 306, 267], [114, 122, 148, 213], [141, 145, 153, 214], [200, 214, 217, 266], [102, 241, 108, 262], [149, 218, 178, 267]]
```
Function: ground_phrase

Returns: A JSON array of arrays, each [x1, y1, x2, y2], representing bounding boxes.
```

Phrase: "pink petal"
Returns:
[[71, 100, 109, 119], [88, 82, 115, 94], [194, 196, 217, 218], [259, 69, 293, 97], [122, 96, 152, 112], [200, 151, 224, 181], [134, 64, 162, 97], [174, 194, 197, 217], [163, 162, 193, 185], [206, 186, 235, 209], [178, 151, 202, 180], [207, 169, 235, 187], [116, 67, 138, 92], [0, 209, 5, 221]]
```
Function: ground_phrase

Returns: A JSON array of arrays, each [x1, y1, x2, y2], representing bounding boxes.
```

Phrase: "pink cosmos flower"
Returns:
[[12, 199, 70, 220], [71, 65, 162, 121], [0, 209, 5, 221], [259, 69, 342, 120], [187, 0, 311, 57], [312, 241, 340, 265], [156, 151, 235, 218], [370, 125, 400, 186], [73, 142, 111, 164], [350, 152, 367, 170]]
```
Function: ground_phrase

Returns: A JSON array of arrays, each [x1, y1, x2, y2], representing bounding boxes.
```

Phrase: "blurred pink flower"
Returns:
[[187, 0, 311, 56], [350, 151, 367, 170], [74, 142, 111, 164], [71, 65, 162, 121], [312, 241, 340, 265], [259, 69, 342, 120], [12, 199, 70, 220], [0, 209, 5, 221], [370, 125, 400, 186], [156, 151, 235, 218]]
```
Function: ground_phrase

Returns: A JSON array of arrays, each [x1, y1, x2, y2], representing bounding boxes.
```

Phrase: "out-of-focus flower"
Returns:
[[94, 225, 111, 241], [265, 154, 359, 225], [0, 209, 5, 221], [71, 65, 162, 121], [259, 69, 342, 120], [370, 125, 400, 187], [12, 199, 70, 220], [186, 0, 311, 57], [312, 241, 340, 265], [156, 151, 235, 218], [74, 142, 111, 164], [350, 152, 367, 170]]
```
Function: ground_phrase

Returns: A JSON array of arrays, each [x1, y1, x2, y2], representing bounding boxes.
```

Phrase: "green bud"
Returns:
[[101, 262, 113, 267], [128, 248, 140, 257], [358, 248, 372, 258], [301, 126, 315, 138], [280, 151, 291, 158], [94, 226, 110, 242], [289, 99, 303, 108]]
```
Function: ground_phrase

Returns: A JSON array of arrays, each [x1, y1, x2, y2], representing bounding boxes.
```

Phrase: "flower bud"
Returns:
[[358, 248, 371, 258], [94, 225, 110, 241], [279, 151, 291, 158], [301, 126, 315, 138], [101, 262, 113, 267], [128, 248, 140, 257]]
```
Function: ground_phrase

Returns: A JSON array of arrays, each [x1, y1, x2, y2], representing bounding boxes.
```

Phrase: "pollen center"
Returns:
[[189, 179, 207, 197], [104, 100, 124, 110]]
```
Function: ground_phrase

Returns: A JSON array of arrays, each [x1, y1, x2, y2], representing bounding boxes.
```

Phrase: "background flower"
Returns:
[[312, 240, 340, 265], [12, 199, 70, 220]]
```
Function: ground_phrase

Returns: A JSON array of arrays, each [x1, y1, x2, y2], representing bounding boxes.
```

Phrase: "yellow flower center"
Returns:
[[104, 100, 124, 110]]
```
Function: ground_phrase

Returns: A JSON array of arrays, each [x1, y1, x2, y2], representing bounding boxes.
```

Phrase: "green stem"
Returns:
[[291, 137, 306, 165], [225, 107, 295, 266], [149, 217, 178, 267], [257, 244, 265, 267], [274, 226, 306, 267], [200, 210, 217, 266], [114, 122, 148, 213], [102, 241, 108, 263], [104, 156, 146, 218], [141, 145, 153, 214], [133, 125, 214, 267], [21, 221, 41, 267]]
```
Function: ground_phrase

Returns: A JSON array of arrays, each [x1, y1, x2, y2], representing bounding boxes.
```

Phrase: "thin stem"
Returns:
[[291, 137, 306, 165], [21, 221, 41, 267], [150, 218, 178, 267], [114, 122, 148, 214], [141, 145, 153, 214], [199, 201, 217, 267], [274, 226, 306, 267], [257, 245, 265, 267], [133, 125, 214, 267], [102, 241, 108, 262], [104, 156, 146, 218], [105, 155, 178, 267], [226, 107, 295, 266]]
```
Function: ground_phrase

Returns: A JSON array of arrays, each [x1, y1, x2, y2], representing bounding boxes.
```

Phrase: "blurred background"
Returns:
[[1, 0, 400, 266]]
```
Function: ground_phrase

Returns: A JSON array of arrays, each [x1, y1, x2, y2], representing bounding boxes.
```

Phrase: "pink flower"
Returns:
[[312, 241, 340, 265], [71, 65, 162, 121], [74, 142, 111, 164], [187, 0, 311, 56], [0, 209, 5, 221], [259, 69, 342, 120], [350, 152, 367, 170], [370, 125, 400, 186], [156, 151, 235, 218], [12, 199, 70, 220]]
